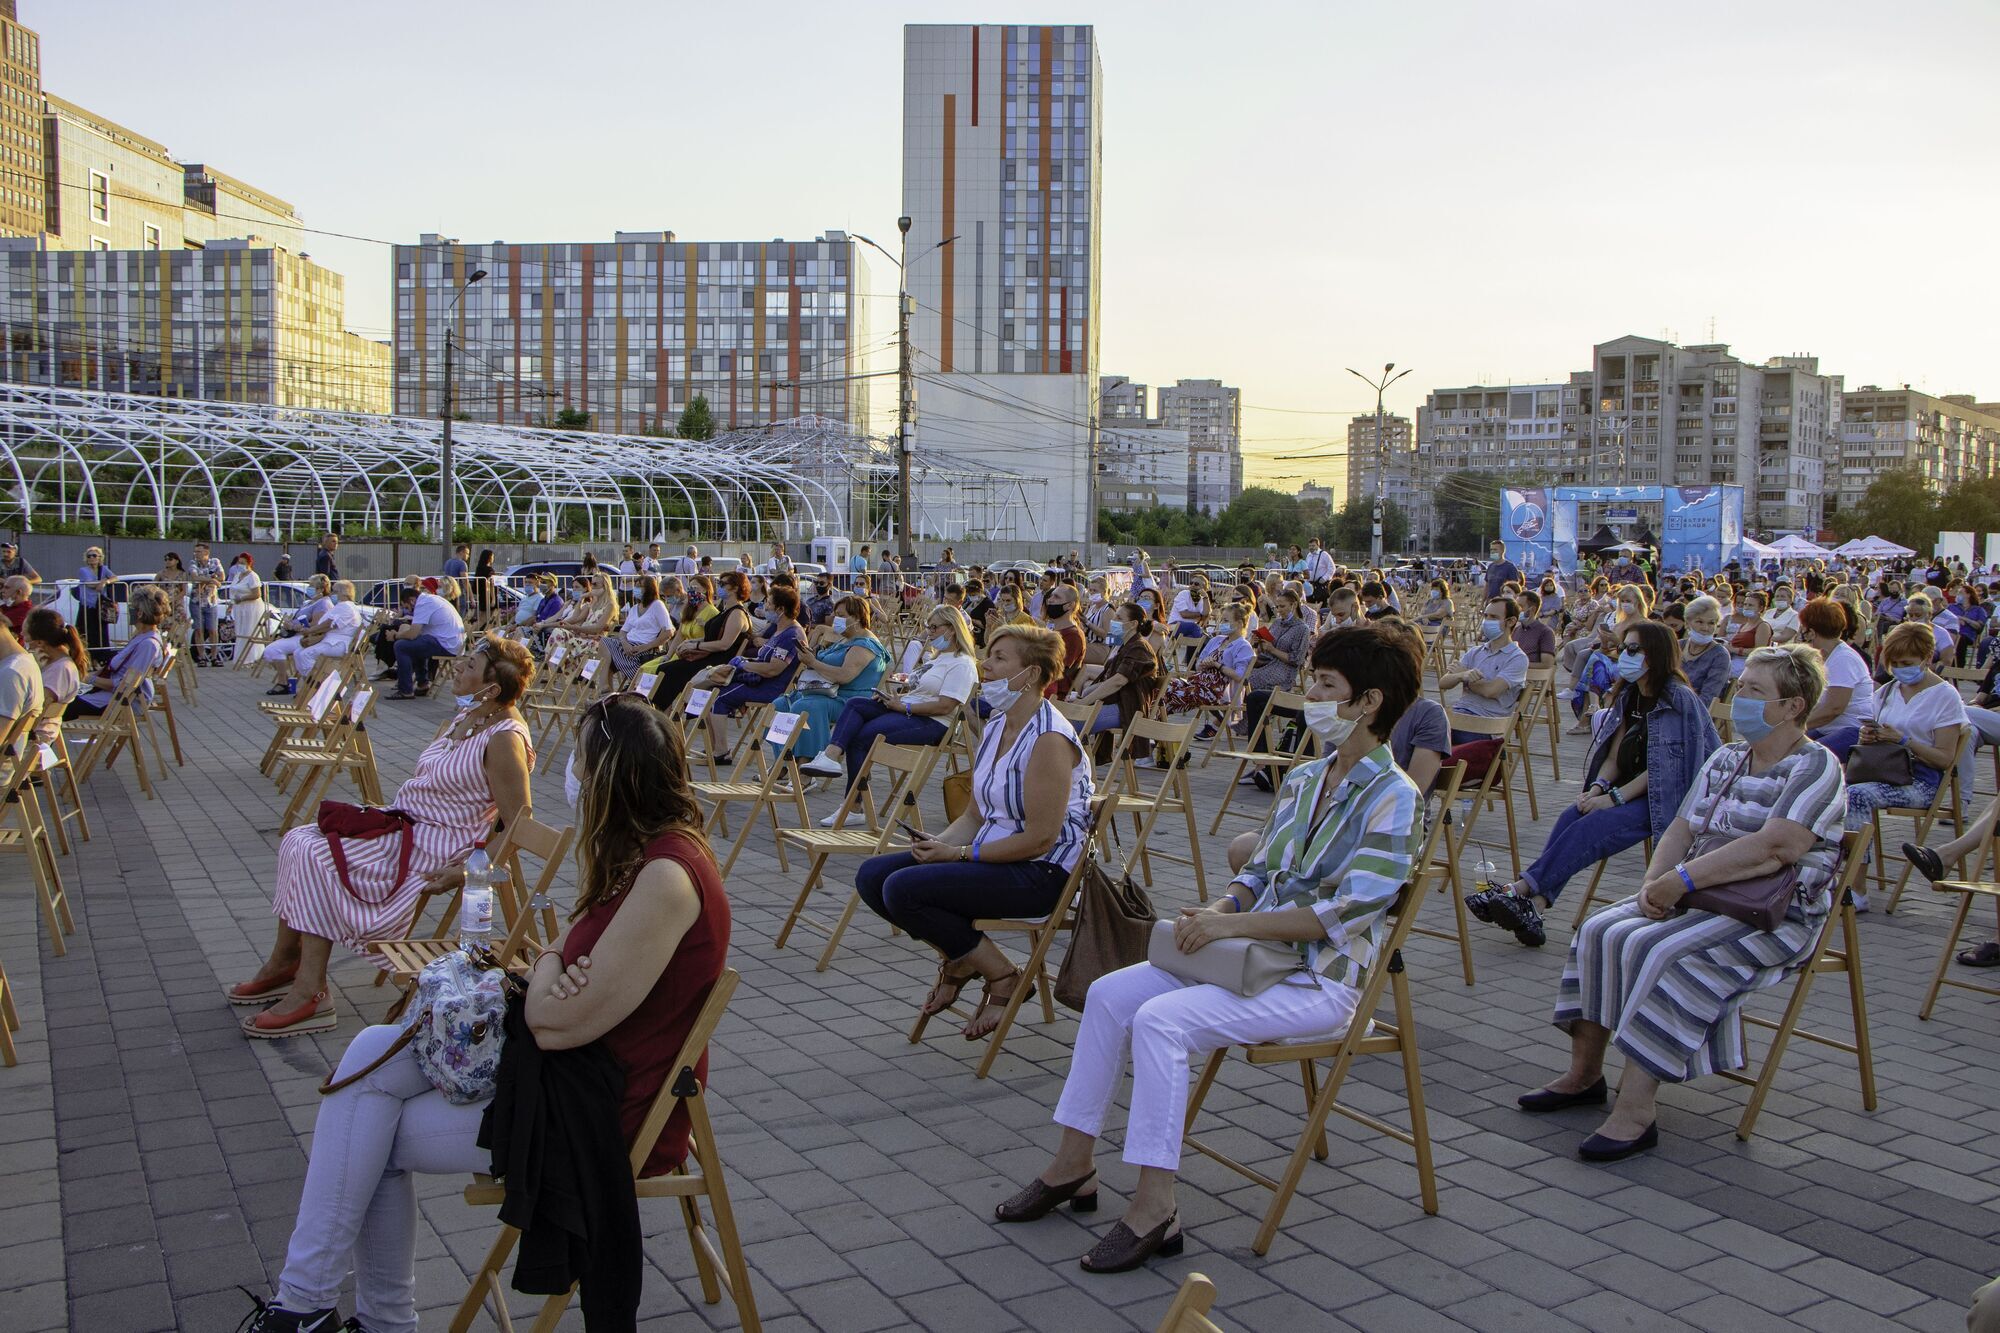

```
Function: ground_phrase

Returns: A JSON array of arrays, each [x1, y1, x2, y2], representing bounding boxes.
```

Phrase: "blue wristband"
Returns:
[[1676, 864, 1697, 896], [971, 840, 982, 863]]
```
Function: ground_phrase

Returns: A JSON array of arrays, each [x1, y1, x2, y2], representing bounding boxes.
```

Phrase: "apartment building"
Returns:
[[1344, 412, 1414, 513], [903, 23, 1103, 542], [0, 1, 40, 239], [1098, 422, 1190, 511], [1100, 373, 1146, 420], [1157, 377, 1241, 516], [1836, 387, 2000, 519], [391, 231, 881, 438], [0, 238, 392, 413]]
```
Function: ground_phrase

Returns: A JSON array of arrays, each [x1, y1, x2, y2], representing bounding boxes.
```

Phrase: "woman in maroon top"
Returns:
[[245, 693, 728, 1333]]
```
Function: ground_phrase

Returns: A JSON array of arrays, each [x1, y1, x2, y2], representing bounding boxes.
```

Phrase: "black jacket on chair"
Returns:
[[478, 997, 641, 1331]]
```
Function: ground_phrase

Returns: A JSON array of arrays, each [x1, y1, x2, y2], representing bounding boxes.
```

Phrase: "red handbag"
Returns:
[[317, 801, 417, 905]]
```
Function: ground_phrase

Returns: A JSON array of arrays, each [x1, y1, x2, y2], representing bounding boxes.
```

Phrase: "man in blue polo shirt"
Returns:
[[1441, 596, 1529, 744]]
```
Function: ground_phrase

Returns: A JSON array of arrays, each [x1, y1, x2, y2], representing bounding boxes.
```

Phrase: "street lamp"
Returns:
[[440, 266, 487, 567], [853, 222, 957, 568], [1348, 362, 1412, 567]]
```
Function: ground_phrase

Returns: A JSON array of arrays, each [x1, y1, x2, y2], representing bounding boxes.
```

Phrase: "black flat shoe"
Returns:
[[1517, 1077, 1608, 1112], [1901, 842, 1945, 886], [1079, 1213, 1183, 1274], [994, 1170, 1099, 1223], [1578, 1122, 1658, 1162]]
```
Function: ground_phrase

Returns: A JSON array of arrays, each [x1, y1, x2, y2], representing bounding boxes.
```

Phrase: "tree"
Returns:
[[553, 407, 592, 430], [1433, 468, 1509, 554], [676, 394, 716, 441], [1837, 466, 1938, 551], [1330, 498, 1409, 555], [1213, 487, 1306, 548]]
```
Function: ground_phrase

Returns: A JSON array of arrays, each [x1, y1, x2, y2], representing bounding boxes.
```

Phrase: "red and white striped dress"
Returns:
[[270, 713, 534, 950]]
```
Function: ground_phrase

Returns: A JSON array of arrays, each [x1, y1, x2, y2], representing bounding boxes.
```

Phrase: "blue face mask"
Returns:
[[1616, 651, 1646, 681], [1891, 663, 1925, 686], [1731, 694, 1777, 743], [1480, 618, 1503, 642], [1107, 622, 1126, 645]]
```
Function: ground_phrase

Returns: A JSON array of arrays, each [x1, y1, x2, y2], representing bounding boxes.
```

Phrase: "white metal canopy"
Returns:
[[0, 384, 848, 544]]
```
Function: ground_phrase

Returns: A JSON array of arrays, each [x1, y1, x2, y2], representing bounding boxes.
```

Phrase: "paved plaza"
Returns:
[[3, 667, 1998, 1333]]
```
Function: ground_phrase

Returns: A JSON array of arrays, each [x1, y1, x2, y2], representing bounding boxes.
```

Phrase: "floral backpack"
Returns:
[[318, 948, 519, 1106]]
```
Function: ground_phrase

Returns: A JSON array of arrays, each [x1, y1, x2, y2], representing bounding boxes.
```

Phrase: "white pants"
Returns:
[[294, 637, 355, 678], [264, 635, 305, 669], [276, 1024, 488, 1333], [1053, 962, 1357, 1170]]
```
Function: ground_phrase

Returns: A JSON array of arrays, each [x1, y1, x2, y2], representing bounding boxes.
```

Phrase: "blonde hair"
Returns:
[[1883, 621, 1935, 664], [988, 623, 1064, 690], [1745, 643, 1827, 717], [1684, 594, 1720, 622], [592, 572, 621, 626], [928, 604, 977, 658]]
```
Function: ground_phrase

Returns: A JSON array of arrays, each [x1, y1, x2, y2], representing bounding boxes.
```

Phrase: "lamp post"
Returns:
[[439, 266, 487, 568], [853, 222, 956, 569], [1348, 362, 1412, 567]]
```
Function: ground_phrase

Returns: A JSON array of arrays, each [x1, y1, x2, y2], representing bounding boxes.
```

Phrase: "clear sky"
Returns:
[[34, 0, 2000, 491]]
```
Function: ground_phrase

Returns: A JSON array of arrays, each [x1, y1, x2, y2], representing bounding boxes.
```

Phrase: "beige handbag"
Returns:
[[1146, 919, 1305, 996]]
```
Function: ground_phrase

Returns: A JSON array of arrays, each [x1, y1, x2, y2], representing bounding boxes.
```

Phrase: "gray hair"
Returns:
[[1685, 594, 1721, 621], [128, 583, 171, 626], [1745, 643, 1826, 719]]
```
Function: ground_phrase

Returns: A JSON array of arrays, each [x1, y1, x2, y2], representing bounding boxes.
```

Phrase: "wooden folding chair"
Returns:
[[1709, 695, 1734, 743], [1155, 1275, 1226, 1333], [259, 669, 351, 776], [1879, 728, 1969, 913], [774, 739, 944, 969], [372, 815, 577, 990], [690, 708, 811, 877], [1514, 665, 1561, 806], [137, 642, 187, 772], [1, 717, 75, 956], [909, 803, 1106, 1080], [65, 670, 155, 800], [450, 969, 758, 1333], [1208, 690, 1311, 834], [1569, 836, 1655, 928], [671, 685, 724, 782], [1444, 712, 1524, 880], [1404, 762, 1475, 985], [1724, 827, 1877, 1139], [1921, 824, 2000, 1020], [276, 686, 386, 830], [527, 654, 606, 772], [1181, 878, 1438, 1255], [230, 605, 285, 670], [1100, 715, 1208, 902]]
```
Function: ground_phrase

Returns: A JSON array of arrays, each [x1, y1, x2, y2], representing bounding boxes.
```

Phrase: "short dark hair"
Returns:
[[1308, 622, 1419, 741], [768, 584, 801, 619], [1486, 596, 1520, 623]]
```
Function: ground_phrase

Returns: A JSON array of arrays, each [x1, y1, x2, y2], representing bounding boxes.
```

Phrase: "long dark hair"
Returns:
[[475, 549, 495, 577], [572, 694, 711, 918], [23, 608, 87, 672], [1608, 619, 1686, 707]]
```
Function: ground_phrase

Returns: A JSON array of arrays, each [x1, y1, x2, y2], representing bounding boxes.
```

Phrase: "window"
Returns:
[[89, 171, 109, 223], [144, 224, 160, 251], [90, 237, 109, 252]]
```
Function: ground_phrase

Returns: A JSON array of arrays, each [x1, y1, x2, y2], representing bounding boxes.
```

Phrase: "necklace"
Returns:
[[445, 705, 506, 746]]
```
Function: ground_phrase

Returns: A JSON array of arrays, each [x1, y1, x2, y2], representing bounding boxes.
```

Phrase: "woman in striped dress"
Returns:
[[1523, 643, 1847, 1163], [226, 639, 536, 1038], [854, 624, 1094, 1040]]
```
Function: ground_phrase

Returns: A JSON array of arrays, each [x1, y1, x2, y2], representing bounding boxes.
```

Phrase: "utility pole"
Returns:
[[896, 215, 914, 570], [439, 264, 487, 569], [1348, 362, 1412, 567]]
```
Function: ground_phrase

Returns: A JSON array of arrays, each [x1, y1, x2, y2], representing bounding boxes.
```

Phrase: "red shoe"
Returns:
[[243, 991, 337, 1038], [224, 966, 299, 1006]]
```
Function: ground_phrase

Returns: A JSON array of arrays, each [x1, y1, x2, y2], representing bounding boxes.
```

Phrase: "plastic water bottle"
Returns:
[[459, 840, 495, 951]]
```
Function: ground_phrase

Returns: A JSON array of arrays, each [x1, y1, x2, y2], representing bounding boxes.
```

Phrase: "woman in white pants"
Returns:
[[994, 621, 1424, 1273], [260, 576, 331, 688]]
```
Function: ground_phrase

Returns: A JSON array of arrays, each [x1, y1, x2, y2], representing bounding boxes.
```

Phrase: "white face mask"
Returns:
[[980, 668, 1029, 712], [831, 616, 848, 634], [564, 753, 583, 810], [1303, 699, 1358, 745], [454, 691, 482, 709]]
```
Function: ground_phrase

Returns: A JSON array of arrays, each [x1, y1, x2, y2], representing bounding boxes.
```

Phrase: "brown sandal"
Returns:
[[920, 961, 978, 1018], [962, 969, 1022, 1041]]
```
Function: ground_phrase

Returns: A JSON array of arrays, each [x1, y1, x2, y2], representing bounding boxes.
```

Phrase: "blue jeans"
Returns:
[[1088, 704, 1123, 734], [828, 698, 947, 790], [855, 851, 1068, 959], [1519, 798, 1651, 904], [393, 634, 452, 695]]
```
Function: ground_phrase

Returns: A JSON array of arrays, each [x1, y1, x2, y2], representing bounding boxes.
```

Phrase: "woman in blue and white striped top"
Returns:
[[854, 624, 1094, 1041]]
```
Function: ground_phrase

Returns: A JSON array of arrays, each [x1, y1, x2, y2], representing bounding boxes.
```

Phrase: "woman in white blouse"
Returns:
[[23, 608, 86, 743], [1844, 620, 1966, 910], [799, 605, 978, 797], [226, 552, 267, 663], [605, 575, 671, 677]]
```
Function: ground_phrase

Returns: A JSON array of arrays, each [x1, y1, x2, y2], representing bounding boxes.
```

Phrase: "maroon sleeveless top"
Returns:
[[560, 828, 731, 1177]]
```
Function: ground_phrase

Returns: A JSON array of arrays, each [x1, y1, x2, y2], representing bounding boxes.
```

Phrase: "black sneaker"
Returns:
[[1512, 899, 1547, 948], [1465, 888, 1500, 923], [1484, 891, 1531, 935], [1251, 768, 1274, 793], [235, 1289, 344, 1333]]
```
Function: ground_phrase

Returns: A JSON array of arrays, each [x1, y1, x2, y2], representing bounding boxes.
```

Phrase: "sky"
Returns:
[[35, 0, 2000, 493]]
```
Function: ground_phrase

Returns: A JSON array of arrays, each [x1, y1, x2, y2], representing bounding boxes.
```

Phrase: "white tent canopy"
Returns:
[[1738, 537, 1780, 560], [1767, 534, 1833, 559], [1834, 536, 1917, 559]]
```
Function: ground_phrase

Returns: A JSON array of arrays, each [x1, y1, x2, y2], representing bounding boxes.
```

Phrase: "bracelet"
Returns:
[[1676, 864, 1697, 896], [971, 841, 982, 863], [1608, 786, 1625, 805]]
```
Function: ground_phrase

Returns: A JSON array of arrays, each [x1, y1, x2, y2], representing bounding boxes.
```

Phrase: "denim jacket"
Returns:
[[1585, 680, 1721, 840]]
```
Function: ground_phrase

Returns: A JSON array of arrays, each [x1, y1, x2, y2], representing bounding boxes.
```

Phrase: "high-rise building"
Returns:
[[1098, 422, 1190, 511], [1100, 374, 1146, 420], [391, 231, 882, 439], [902, 23, 1102, 543], [1157, 378, 1241, 516], [0, 238, 392, 414], [1412, 379, 1590, 549], [1345, 412, 1414, 512], [0, 1, 42, 239], [1836, 387, 2000, 520]]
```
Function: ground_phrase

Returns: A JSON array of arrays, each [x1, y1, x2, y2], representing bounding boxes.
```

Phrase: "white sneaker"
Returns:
[[819, 812, 839, 828], [800, 754, 844, 778]]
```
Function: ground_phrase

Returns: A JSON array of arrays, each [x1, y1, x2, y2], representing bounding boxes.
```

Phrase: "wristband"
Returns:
[[971, 841, 982, 863], [1676, 864, 1697, 896], [1608, 786, 1624, 805]]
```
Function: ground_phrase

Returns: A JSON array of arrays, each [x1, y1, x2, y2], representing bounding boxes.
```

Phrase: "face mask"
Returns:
[[981, 670, 1028, 712], [1089, 591, 1104, 604], [1891, 664, 1925, 686], [454, 691, 482, 710], [930, 635, 950, 652], [1687, 629, 1715, 646], [1302, 699, 1358, 745], [1774, 599, 1791, 611], [564, 753, 583, 810], [1731, 694, 1779, 743], [1616, 651, 1646, 681], [831, 616, 848, 634], [1480, 618, 1502, 642], [1107, 622, 1126, 645]]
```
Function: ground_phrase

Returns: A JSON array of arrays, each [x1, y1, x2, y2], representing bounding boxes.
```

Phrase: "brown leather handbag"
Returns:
[[1676, 752, 1799, 932]]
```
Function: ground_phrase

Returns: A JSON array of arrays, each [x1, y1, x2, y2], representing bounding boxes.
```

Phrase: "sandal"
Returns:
[[920, 961, 978, 1018], [1956, 941, 2000, 968], [224, 966, 299, 1006], [962, 969, 1023, 1042], [243, 991, 337, 1039]]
